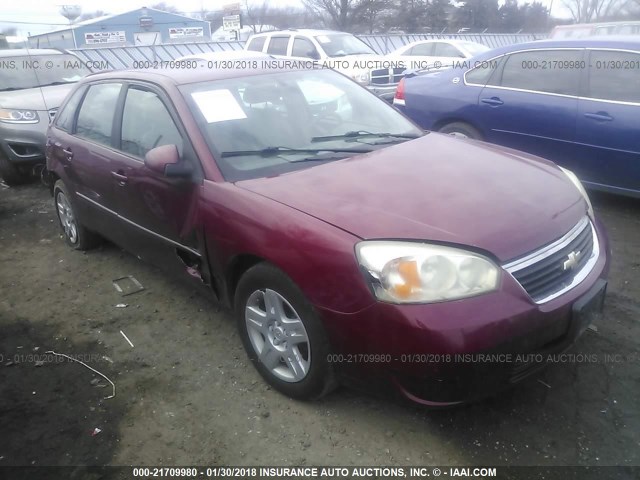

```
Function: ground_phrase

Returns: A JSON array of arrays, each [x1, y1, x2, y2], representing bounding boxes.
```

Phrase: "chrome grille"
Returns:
[[370, 67, 405, 86], [504, 217, 598, 303]]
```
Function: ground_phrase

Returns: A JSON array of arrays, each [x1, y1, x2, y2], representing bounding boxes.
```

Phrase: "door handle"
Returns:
[[583, 112, 613, 122], [111, 170, 128, 186], [62, 147, 73, 160], [481, 97, 504, 106]]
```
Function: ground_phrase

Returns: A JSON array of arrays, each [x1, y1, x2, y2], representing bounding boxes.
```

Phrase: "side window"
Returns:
[[465, 58, 501, 85], [498, 50, 582, 96], [120, 87, 184, 158], [267, 36, 290, 56], [587, 50, 640, 103], [410, 43, 434, 56], [247, 36, 266, 52], [76, 83, 122, 146], [292, 37, 317, 58], [434, 42, 465, 58], [54, 86, 85, 132]]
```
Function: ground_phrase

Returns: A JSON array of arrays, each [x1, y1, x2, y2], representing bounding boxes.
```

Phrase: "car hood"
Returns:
[[0, 83, 76, 111], [236, 133, 588, 262]]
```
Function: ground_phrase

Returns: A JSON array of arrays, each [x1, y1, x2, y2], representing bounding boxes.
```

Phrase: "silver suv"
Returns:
[[0, 49, 90, 185]]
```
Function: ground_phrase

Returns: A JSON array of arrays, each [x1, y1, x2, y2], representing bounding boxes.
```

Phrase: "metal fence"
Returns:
[[359, 33, 546, 54], [71, 33, 546, 70]]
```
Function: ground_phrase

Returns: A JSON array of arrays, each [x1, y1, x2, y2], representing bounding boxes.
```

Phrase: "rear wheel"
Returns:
[[0, 152, 31, 186], [439, 122, 482, 140], [53, 180, 100, 250], [235, 263, 337, 400]]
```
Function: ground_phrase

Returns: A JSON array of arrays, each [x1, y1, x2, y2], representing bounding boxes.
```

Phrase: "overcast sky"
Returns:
[[1, 0, 569, 37]]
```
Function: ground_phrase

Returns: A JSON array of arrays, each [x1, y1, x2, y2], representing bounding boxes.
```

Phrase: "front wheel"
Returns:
[[235, 263, 337, 400], [439, 122, 482, 140]]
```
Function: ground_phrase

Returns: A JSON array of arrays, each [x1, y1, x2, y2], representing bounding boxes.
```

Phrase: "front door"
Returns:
[[108, 83, 203, 277]]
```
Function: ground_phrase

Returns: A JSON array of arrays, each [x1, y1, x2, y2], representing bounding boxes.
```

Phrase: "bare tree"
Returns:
[[244, 0, 274, 32], [302, 0, 362, 30], [562, 0, 632, 22]]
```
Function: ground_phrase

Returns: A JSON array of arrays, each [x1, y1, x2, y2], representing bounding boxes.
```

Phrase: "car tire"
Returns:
[[0, 151, 30, 186], [439, 122, 482, 140], [235, 262, 337, 400], [53, 180, 100, 250]]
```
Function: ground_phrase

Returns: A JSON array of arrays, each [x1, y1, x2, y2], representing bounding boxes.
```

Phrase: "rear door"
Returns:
[[477, 48, 583, 165], [575, 49, 640, 194], [50, 81, 125, 235]]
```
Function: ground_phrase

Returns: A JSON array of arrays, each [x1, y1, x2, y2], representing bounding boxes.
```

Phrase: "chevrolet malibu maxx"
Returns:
[[46, 63, 609, 406]]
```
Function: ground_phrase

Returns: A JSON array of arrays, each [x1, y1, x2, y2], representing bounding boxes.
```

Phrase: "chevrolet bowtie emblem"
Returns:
[[563, 250, 582, 271]]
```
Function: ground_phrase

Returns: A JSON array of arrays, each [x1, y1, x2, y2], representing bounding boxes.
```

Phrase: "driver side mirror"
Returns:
[[308, 49, 321, 60], [144, 144, 192, 178]]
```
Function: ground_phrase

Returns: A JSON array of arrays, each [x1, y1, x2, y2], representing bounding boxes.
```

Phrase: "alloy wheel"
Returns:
[[56, 191, 78, 244], [244, 288, 311, 383]]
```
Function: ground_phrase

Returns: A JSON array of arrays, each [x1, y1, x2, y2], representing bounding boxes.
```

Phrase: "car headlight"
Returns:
[[0, 109, 40, 124], [356, 241, 499, 304], [559, 166, 594, 218], [351, 71, 370, 85]]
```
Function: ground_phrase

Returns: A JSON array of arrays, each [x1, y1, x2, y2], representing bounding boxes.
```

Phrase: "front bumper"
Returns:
[[318, 218, 611, 406], [366, 84, 398, 101], [0, 117, 49, 165]]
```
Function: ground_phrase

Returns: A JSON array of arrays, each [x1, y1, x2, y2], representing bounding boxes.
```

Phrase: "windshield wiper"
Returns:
[[311, 131, 423, 143], [0, 87, 23, 92], [220, 146, 372, 158]]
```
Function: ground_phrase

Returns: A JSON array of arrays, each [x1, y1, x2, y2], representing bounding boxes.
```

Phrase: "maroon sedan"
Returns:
[[46, 62, 609, 406]]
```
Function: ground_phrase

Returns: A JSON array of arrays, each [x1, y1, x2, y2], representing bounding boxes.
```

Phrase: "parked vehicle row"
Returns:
[[394, 37, 640, 198], [45, 57, 608, 405]]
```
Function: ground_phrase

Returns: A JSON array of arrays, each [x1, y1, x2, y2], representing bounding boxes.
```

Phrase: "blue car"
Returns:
[[394, 38, 640, 198]]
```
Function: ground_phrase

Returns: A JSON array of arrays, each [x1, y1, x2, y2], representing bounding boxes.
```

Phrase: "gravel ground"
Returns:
[[0, 182, 639, 472]]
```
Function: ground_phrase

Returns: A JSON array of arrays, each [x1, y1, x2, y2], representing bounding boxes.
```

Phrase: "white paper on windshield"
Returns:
[[316, 35, 330, 44], [191, 89, 247, 123]]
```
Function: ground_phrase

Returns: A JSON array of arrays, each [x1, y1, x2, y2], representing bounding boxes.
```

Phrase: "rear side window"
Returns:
[[465, 58, 501, 85], [120, 87, 183, 158], [267, 36, 290, 56], [409, 43, 434, 56], [247, 36, 266, 52], [75, 83, 122, 146], [497, 50, 582, 96], [587, 50, 640, 103], [54, 86, 85, 132], [434, 42, 464, 58]]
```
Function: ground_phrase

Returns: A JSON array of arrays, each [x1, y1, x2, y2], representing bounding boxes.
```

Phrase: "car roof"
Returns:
[[0, 48, 65, 57], [249, 29, 346, 37], [486, 36, 640, 56]]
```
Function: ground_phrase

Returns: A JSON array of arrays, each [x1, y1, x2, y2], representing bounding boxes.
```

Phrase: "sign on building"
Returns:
[[84, 31, 126, 44], [168, 27, 204, 39], [222, 14, 241, 32]]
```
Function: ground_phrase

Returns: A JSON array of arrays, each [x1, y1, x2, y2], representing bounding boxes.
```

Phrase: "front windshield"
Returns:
[[0, 54, 90, 91], [315, 34, 376, 57], [181, 69, 422, 181], [461, 42, 490, 56]]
